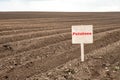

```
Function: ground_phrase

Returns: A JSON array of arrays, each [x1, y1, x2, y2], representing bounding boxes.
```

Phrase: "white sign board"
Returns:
[[72, 25, 93, 62], [72, 25, 93, 44]]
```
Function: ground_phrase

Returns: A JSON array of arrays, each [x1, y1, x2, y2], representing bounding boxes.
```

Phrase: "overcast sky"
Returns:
[[0, 0, 120, 12]]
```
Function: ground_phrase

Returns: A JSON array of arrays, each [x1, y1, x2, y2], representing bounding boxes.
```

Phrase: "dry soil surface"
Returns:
[[0, 12, 120, 80]]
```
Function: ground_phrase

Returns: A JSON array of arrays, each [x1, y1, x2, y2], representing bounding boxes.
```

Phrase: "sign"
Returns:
[[72, 25, 93, 62], [72, 25, 93, 44]]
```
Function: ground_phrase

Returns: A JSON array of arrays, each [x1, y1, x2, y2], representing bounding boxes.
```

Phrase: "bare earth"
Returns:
[[0, 12, 120, 80]]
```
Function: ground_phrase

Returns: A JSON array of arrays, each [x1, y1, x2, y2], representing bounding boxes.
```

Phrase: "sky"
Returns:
[[0, 0, 120, 12]]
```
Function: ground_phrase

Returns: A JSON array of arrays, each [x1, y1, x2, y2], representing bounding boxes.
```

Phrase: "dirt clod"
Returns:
[[3, 44, 13, 51]]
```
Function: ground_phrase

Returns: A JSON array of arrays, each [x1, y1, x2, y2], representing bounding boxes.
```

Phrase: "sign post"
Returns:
[[72, 25, 93, 62], [81, 43, 84, 62]]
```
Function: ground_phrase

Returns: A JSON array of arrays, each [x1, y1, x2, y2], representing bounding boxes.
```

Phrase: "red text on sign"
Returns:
[[72, 32, 92, 36]]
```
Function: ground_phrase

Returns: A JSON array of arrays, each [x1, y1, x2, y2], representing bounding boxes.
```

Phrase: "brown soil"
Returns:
[[0, 12, 120, 80]]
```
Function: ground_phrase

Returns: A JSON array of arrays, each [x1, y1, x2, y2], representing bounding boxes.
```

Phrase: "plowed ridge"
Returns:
[[0, 12, 120, 80], [0, 26, 120, 80]]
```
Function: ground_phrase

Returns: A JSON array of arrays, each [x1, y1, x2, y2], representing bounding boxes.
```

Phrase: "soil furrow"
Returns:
[[0, 27, 119, 59], [0, 28, 70, 44], [0, 27, 70, 36], [0, 32, 71, 58], [0, 28, 114, 74], [0, 24, 69, 32], [0, 28, 119, 60], [0, 26, 120, 44], [29, 40, 120, 80], [0, 28, 120, 80]]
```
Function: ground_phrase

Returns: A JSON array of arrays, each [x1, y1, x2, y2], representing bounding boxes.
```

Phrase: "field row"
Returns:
[[29, 40, 120, 80], [0, 27, 119, 59], [0, 25, 120, 44], [0, 28, 70, 44], [0, 28, 120, 79]]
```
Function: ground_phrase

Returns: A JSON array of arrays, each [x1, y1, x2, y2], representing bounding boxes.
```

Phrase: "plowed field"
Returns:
[[0, 12, 120, 80]]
